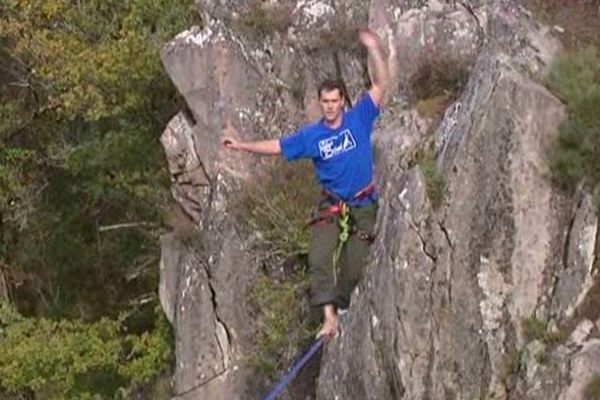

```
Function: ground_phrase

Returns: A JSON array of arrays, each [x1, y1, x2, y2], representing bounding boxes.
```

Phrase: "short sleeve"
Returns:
[[353, 92, 381, 128], [280, 128, 310, 161]]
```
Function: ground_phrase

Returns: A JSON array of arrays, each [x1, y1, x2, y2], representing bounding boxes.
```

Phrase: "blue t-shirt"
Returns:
[[279, 93, 380, 201]]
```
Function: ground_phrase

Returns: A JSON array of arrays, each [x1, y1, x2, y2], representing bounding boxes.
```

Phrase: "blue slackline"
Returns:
[[261, 336, 326, 400]]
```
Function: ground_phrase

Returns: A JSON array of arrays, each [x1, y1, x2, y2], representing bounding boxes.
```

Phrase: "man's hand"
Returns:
[[221, 137, 242, 150], [359, 28, 381, 49]]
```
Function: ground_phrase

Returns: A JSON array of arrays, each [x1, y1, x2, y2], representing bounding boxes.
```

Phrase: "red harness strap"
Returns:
[[321, 183, 376, 206], [307, 184, 376, 243]]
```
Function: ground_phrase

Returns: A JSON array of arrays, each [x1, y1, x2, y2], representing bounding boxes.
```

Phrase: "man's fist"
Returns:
[[221, 137, 241, 150], [359, 28, 381, 49]]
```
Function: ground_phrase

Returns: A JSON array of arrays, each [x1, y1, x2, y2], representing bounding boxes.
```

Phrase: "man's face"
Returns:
[[319, 89, 345, 123]]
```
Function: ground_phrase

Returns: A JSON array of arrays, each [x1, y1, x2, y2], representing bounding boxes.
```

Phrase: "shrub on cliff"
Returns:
[[233, 159, 319, 261], [548, 46, 600, 206]]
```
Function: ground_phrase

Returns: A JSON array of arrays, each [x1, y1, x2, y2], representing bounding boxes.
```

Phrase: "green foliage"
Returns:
[[547, 46, 600, 206], [549, 47, 600, 109], [414, 94, 453, 120], [0, 0, 197, 318], [498, 348, 522, 387], [248, 273, 316, 377], [535, 349, 550, 365], [289, 74, 305, 104], [411, 58, 469, 102], [234, 159, 319, 261], [0, 302, 172, 399], [420, 159, 444, 209], [525, 0, 600, 49], [508, 348, 522, 375], [522, 316, 567, 345], [0, 0, 190, 395], [0, 0, 197, 121], [523, 316, 548, 342], [233, 151, 319, 380], [119, 311, 173, 384], [316, 18, 364, 55], [408, 59, 468, 210], [0, 101, 24, 137], [416, 143, 445, 209], [585, 374, 600, 400]]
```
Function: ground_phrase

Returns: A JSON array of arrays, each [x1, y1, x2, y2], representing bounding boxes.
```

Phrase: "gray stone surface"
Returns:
[[559, 339, 600, 400], [317, 3, 582, 398], [370, 0, 482, 98], [160, 112, 210, 222], [551, 195, 599, 319]]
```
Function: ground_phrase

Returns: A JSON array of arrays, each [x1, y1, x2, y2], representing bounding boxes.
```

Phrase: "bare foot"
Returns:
[[317, 313, 340, 342]]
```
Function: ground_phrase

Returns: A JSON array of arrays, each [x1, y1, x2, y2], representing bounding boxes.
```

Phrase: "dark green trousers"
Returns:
[[308, 200, 378, 309]]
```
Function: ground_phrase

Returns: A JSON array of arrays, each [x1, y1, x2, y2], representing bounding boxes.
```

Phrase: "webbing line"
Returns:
[[261, 337, 325, 400]]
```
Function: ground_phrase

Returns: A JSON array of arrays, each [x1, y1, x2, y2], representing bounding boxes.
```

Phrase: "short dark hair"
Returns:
[[317, 79, 346, 99]]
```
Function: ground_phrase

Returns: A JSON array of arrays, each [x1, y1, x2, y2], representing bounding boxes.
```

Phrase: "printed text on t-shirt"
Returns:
[[318, 129, 357, 160]]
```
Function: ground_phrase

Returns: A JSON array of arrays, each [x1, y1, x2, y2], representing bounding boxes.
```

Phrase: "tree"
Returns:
[[0, 0, 199, 395], [0, 0, 198, 317]]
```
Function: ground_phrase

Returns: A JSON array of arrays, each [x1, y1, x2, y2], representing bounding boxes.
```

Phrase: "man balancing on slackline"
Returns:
[[221, 28, 389, 341]]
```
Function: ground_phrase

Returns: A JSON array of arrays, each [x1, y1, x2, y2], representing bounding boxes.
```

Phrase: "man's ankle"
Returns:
[[323, 303, 337, 320]]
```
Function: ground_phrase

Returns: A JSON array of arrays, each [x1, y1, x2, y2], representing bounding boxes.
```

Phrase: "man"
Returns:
[[221, 28, 388, 341]]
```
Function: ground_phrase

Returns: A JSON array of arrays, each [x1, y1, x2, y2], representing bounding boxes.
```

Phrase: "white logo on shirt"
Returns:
[[318, 129, 357, 160]]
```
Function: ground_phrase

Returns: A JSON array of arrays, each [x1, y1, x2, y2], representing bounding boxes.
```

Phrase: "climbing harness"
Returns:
[[261, 336, 325, 400], [308, 183, 377, 284]]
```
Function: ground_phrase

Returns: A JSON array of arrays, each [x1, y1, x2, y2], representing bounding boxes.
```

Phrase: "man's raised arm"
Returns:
[[221, 137, 282, 155], [359, 29, 389, 108]]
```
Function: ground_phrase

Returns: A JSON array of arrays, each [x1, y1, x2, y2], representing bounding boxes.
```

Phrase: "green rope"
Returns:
[[332, 202, 350, 284]]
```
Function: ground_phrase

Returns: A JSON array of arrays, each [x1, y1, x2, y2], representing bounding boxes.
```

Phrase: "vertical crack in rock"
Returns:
[[593, 217, 600, 273], [437, 102, 463, 157], [173, 369, 228, 399], [424, 231, 438, 400], [168, 256, 184, 365], [439, 221, 454, 305], [408, 220, 437, 263], [333, 51, 353, 106], [439, 69, 501, 168], [457, 1, 485, 46], [191, 138, 214, 190], [548, 195, 585, 316], [201, 261, 232, 371], [389, 329, 406, 398], [397, 307, 410, 345], [423, 322, 436, 400], [367, 294, 388, 397], [396, 175, 437, 262], [562, 196, 584, 271], [439, 222, 454, 252]]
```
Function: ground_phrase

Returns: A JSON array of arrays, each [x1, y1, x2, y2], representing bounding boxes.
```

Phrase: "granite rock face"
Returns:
[[159, 1, 599, 399]]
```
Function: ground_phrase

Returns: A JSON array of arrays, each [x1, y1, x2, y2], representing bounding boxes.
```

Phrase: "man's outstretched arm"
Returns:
[[359, 29, 389, 108], [221, 137, 281, 155]]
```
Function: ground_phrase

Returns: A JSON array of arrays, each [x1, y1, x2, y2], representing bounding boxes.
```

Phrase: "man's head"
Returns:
[[318, 79, 346, 125]]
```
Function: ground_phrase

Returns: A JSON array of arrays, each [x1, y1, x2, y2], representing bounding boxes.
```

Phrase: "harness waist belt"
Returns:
[[322, 183, 377, 206]]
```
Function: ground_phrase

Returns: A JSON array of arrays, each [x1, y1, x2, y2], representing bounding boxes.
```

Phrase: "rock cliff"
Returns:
[[159, 1, 599, 399]]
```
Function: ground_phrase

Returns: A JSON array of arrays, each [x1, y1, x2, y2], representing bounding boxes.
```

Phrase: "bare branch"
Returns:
[[8, 81, 30, 88], [98, 222, 158, 232]]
